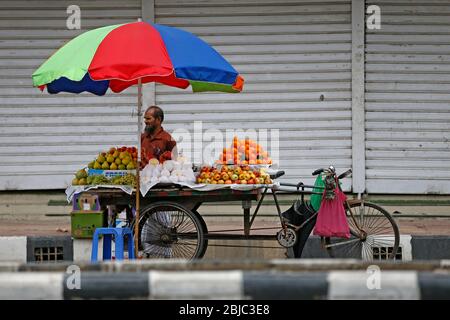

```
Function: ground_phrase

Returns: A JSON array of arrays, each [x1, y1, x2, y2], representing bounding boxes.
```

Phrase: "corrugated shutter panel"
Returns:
[[0, 0, 141, 190], [155, 0, 353, 189], [365, 0, 450, 193]]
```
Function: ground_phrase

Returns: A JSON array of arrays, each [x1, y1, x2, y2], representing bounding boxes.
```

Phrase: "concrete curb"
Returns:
[[3, 259, 450, 272], [0, 237, 27, 262], [0, 270, 449, 299]]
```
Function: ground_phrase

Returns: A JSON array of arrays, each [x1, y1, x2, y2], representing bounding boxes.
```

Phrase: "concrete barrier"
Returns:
[[0, 273, 63, 300], [0, 269, 449, 299]]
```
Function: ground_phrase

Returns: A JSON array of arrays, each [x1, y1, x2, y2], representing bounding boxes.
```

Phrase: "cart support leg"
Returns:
[[242, 200, 252, 236]]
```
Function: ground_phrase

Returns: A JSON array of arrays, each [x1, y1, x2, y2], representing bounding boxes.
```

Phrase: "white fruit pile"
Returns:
[[141, 158, 196, 185]]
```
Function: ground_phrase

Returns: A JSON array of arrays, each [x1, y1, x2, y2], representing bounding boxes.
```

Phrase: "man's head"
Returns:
[[144, 105, 164, 134]]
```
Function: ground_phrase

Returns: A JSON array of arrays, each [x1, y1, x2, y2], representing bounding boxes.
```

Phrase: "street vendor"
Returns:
[[141, 105, 177, 167]]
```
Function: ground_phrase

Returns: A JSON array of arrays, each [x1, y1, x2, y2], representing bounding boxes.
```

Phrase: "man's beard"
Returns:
[[145, 125, 155, 134]]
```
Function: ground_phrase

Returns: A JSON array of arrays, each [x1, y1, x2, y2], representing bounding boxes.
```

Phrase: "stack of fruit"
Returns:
[[88, 146, 137, 171], [71, 169, 88, 186], [216, 136, 272, 166], [71, 146, 138, 187], [109, 173, 137, 187], [71, 171, 136, 187], [196, 165, 272, 185]]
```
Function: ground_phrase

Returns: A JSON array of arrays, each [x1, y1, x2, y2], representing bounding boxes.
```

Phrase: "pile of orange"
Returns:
[[196, 165, 272, 185], [216, 136, 272, 165]]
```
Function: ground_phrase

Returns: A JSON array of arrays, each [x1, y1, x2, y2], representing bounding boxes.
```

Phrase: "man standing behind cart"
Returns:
[[141, 105, 177, 167]]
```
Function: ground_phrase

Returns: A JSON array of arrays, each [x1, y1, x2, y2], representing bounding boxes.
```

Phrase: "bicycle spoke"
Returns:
[[325, 237, 361, 248], [176, 233, 199, 240], [345, 240, 361, 257], [366, 214, 390, 232], [360, 207, 374, 230], [328, 202, 399, 261], [330, 238, 361, 258], [357, 203, 365, 228], [178, 219, 196, 234], [362, 242, 373, 260], [368, 237, 396, 247], [365, 237, 396, 253], [366, 207, 377, 229], [369, 225, 394, 235], [173, 241, 195, 258], [366, 219, 393, 234]]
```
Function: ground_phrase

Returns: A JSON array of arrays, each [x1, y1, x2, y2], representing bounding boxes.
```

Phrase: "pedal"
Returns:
[[276, 227, 297, 248]]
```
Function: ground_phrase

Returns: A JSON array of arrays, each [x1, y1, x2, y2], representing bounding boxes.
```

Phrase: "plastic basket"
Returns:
[[88, 169, 136, 178]]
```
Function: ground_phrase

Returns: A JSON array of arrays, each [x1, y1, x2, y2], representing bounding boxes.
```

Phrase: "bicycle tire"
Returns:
[[130, 202, 207, 260], [191, 209, 209, 258], [324, 201, 400, 260]]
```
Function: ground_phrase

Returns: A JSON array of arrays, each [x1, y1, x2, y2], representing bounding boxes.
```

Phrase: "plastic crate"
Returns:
[[71, 193, 105, 238], [71, 211, 105, 239], [88, 169, 136, 178]]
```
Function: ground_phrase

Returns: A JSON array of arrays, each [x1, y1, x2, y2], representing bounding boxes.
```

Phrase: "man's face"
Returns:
[[144, 110, 159, 134]]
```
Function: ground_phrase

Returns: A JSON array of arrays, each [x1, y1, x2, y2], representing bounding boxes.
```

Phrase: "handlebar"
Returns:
[[338, 168, 352, 180], [312, 168, 324, 176], [312, 166, 352, 180], [270, 170, 285, 179]]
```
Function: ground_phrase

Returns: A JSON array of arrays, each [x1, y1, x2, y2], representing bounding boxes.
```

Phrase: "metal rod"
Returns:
[[249, 187, 268, 228], [243, 201, 251, 236], [134, 77, 142, 258], [295, 212, 318, 231], [206, 243, 281, 249], [204, 234, 277, 241], [279, 183, 324, 190], [272, 192, 284, 227], [274, 187, 323, 195], [207, 226, 280, 233], [324, 238, 361, 248]]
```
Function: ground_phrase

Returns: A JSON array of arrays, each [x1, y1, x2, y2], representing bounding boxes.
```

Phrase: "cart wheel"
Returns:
[[324, 201, 400, 260], [132, 202, 207, 260]]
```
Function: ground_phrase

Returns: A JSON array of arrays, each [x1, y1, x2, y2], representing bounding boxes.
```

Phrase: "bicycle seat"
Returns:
[[270, 170, 285, 179]]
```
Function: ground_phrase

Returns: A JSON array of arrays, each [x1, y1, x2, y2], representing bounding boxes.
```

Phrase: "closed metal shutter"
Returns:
[[0, 0, 141, 190], [365, 0, 450, 193], [155, 0, 353, 188]]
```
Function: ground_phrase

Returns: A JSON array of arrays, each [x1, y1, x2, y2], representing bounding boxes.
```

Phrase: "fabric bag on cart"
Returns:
[[310, 174, 325, 211], [291, 201, 318, 258], [313, 184, 350, 238]]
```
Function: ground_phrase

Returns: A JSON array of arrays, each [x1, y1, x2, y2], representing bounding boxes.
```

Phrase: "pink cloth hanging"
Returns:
[[313, 186, 350, 238]]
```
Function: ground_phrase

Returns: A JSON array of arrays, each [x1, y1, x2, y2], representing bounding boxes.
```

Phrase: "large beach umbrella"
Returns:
[[32, 21, 244, 257]]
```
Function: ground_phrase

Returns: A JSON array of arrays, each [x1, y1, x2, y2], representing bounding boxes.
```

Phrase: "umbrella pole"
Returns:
[[135, 78, 142, 258]]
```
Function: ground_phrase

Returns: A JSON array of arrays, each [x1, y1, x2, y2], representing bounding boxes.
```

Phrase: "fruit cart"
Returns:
[[72, 164, 401, 261], [74, 184, 266, 259]]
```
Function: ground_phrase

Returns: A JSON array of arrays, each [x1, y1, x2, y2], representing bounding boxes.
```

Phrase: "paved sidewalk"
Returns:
[[0, 218, 71, 236], [1, 216, 450, 236]]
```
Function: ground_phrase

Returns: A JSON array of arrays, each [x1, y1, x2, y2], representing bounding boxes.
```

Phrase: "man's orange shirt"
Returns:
[[141, 127, 176, 166]]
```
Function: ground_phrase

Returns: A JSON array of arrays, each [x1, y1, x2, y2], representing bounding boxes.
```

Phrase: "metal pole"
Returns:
[[135, 77, 142, 258], [134, 17, 143, 258]]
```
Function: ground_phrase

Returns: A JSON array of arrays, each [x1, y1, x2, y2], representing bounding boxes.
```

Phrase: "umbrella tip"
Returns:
[[233, 75, 244, 92]]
